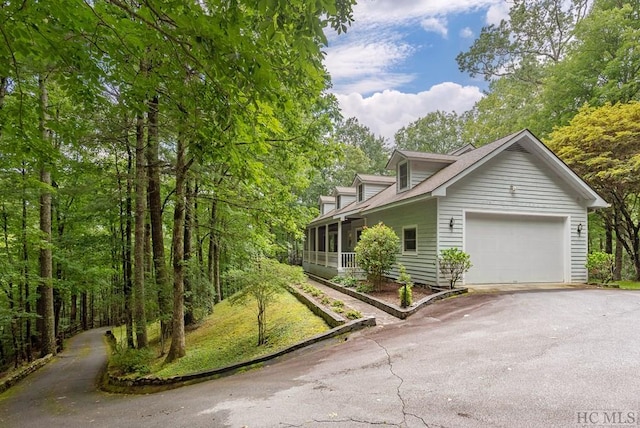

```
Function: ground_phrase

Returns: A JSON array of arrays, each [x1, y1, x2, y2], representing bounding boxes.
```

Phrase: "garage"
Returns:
[[464, 212, 566, 284]]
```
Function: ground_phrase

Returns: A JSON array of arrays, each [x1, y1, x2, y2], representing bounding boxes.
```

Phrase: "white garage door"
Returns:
[[465, 213, 566, 284]]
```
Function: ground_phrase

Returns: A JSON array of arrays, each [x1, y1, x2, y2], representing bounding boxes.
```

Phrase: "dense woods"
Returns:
[[0, 0, 639, 373], [0, 0, 356, 369]]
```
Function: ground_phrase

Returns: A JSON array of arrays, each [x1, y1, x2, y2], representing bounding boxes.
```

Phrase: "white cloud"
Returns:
[[336, 82, 484, 143], [460, 27, 474, 39], [421, 17, 448, 38], [486, 2, 510, 25], [324, 38, 414, 85], [350, 0, 500, 28]]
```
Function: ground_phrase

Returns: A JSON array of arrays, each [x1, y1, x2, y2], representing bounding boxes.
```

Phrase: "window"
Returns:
[[399, 162, 409, 190], [336, 195, 341, 209], [355, 228, 363, 243], [403, 226, 417, 254], [357, 183, 364, 202]]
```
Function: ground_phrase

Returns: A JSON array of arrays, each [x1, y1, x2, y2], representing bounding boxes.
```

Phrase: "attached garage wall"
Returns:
[[366, 199, 437, 285], [438, 145, 588, 284], [465, 212, 567, 284]]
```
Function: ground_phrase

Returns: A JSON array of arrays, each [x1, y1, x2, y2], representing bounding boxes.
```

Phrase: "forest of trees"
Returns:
[[0, 0, 638, 373], [0, 0, 356, 368]]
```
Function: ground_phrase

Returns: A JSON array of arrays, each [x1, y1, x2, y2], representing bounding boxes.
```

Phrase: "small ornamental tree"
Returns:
[[355, 222, 400, 289], [228, 258, 305, 346], [586, 251, 614, 284], [397, 264, 413, 308], [438, 248, 472, 289]]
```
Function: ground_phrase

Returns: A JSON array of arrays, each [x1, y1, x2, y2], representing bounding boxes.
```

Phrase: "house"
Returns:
[[303, 130, 608, 286]]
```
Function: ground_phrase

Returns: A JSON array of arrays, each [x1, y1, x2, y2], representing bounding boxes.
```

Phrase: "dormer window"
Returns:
[[398, 162, 409, 190], [357, 183, 364, 202]]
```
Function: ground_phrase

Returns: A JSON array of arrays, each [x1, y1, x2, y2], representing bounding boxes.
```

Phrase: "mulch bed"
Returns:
[[365, 280, 434, 306]]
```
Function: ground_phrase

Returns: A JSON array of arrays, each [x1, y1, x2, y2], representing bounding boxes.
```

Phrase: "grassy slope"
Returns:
[[114, 291, 329, 378], [616, 280, 640, 290]]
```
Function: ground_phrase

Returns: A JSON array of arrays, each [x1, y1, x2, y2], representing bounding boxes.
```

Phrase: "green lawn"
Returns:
[[112, 291, 330, 378], [615, 280, 640, 290]]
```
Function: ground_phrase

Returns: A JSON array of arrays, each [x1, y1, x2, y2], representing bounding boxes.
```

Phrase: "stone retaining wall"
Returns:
[[105, 316, 375, 393], [307, 274, 467, 319], [0, 354, 54, 394]]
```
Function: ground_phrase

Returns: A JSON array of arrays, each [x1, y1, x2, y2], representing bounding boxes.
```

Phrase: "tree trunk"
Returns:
[[81, 292, 88, 330], [208, 199, 222, 303], [38, 76, 56, 357], [124, 143, 135, 348], [22, 167, 32, 362], [146, 94, 171, 347], [133, 112, 148, 348], [166, 134, 187, 363], [183, 179, 194, 326]]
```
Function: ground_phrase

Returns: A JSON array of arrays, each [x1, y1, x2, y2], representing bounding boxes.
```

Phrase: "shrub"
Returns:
[[586, 251, 614, 284], [355, 222, 400, 289], [111, 348, 154, 375], [438, 248, 472, 289], [356, 282, 373, 293], [331, 275, 358, 288], [344, 309, 363, 320], [397, 264, 413, 307], [331, 300, 345, 308]]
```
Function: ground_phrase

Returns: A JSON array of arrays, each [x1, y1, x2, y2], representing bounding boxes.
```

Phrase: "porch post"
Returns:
[[337, 220, 343, 272], [314, 226, 318, 265], [324, 224, 329, 267]]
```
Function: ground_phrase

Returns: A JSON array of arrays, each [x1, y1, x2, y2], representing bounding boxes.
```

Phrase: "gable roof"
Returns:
[[318, 195, 334, 204], [309, 129, 607, 225], [350, 173, 396, 187], [386, 150, 458, 170], [363, 129, 607, 213], [333, 186, 356, 196]]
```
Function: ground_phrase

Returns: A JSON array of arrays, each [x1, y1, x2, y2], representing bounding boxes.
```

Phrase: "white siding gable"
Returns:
[[438, 147, 588, 283]]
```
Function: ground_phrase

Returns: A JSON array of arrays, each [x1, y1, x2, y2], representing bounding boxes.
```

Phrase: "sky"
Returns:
[[324, 0, 511, 143]]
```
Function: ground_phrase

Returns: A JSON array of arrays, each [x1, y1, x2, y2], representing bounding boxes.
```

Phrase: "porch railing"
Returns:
[[303, 251, 359, 270], [341, 252, 357, 269]]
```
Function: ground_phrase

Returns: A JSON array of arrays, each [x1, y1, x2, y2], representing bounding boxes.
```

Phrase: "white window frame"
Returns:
[[398, 161, 409, 191], [357, 183, 364, 202], [402, 225, 418, 255]]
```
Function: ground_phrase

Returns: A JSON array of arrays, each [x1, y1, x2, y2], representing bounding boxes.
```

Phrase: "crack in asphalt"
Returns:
[[370, 338, 431, 428], [312, 417, 400, 426]]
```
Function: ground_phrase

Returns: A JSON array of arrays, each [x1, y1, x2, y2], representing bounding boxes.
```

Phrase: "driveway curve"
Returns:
[[1, 289, 639, 427]]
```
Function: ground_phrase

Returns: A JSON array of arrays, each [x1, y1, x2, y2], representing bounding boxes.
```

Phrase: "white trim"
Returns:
[[402, 225, 418, 255], [398, 161, 409, 192], [436, 198, 441, 287]]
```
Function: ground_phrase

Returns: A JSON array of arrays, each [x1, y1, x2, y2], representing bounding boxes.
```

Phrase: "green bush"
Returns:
[[344, 309, 363, 320], [331, 275, 357, 287], [355, 222, 400, 289], [397, 264, 413, 307], [331, 300, 345, 308], [586, 251, 614, 284], [438, 248, 472, 289], [356, 282, 373, 293], [111, 348, 154, 375]]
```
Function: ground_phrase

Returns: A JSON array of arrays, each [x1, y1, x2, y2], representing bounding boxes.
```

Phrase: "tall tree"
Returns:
[[133, 113, 148, 348], [394, 111, 467, 153], [457, 0, 589, 82], [37, 76, 56, 356], [547, 102, 640, 280]]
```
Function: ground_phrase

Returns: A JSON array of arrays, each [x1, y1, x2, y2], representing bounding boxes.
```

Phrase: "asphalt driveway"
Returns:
[[1, 288, 639, 427]]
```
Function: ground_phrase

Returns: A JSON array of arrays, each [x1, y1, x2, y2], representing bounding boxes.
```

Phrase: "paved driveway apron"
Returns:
[[1, 289, 639, 428]]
